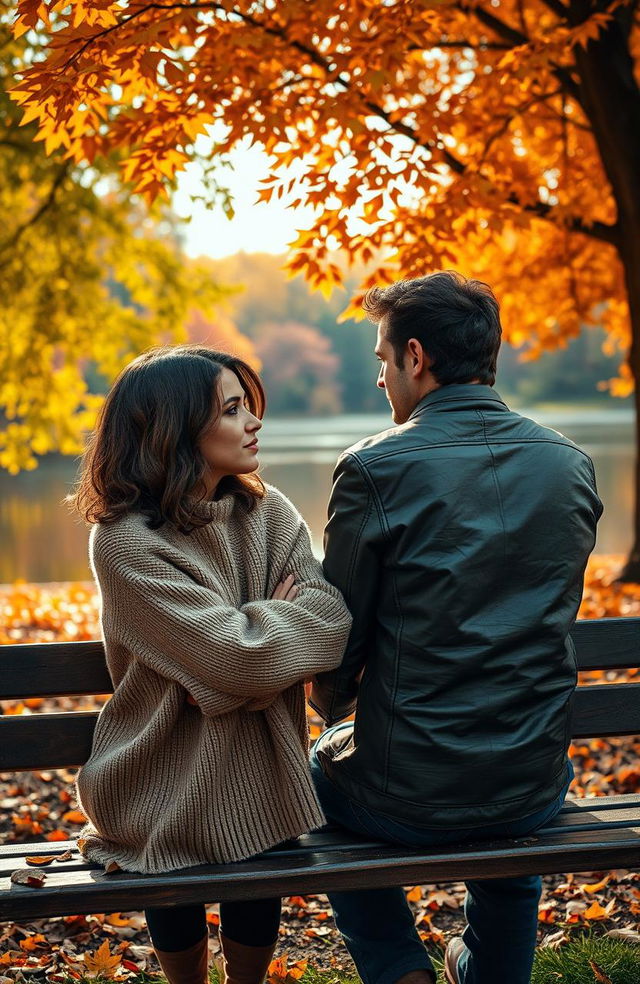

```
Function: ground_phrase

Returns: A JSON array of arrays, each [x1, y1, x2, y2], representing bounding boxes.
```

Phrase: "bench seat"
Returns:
[[2, 795, 640, 922]]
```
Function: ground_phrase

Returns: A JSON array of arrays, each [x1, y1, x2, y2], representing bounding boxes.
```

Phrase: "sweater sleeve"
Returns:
[[93, 521, 351, 700]]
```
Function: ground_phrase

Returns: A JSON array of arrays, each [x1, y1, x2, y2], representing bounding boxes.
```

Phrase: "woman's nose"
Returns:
[[247, 415, 262, 432]]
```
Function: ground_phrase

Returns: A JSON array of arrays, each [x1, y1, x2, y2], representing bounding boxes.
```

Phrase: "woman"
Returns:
[[72, 345, 351, 984]]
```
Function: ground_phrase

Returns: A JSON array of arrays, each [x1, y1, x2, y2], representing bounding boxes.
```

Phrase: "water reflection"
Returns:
[[0, 410, 634, 583]]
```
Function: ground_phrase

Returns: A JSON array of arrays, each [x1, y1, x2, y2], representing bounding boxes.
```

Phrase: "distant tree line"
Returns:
[[197, 252, 628, 417]]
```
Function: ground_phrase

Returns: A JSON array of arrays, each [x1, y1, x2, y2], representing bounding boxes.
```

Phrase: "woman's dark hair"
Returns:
[[363, 271, 502, 385], [73, 346, 266, 532]]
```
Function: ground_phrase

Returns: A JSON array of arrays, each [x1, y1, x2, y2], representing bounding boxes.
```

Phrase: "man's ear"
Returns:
[[406, 338, 430, 377]]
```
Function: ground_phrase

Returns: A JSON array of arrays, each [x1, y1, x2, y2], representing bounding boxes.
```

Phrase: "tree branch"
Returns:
[[463, 2, 586, 111], [46, 3, 616, 246], [538, 0, 570, 19], [0, 163, 70, 260]]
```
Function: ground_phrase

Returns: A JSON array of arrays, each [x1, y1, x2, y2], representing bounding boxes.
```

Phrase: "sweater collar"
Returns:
[[186, 492, 237, 522], [408, 384, 508, 421]]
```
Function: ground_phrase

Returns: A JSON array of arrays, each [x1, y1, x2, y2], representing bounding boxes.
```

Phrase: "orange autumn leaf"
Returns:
[[83, 940, 122, 977], [46, 829, 69, 842], [267, 955, 308, 983], [19, 934, 46, 951], [105, 913, 132, 927], [580, 874, 611, 893], [584, 900, 609, 921], [25, 855, 56, 866], [405, 886, 422, 903], [62, 809, 87, 824]]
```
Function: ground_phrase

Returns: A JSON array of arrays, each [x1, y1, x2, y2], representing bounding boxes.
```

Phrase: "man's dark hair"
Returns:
[[363, 271, 502, 385]]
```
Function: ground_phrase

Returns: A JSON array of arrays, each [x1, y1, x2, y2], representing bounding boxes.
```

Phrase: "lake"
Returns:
[[0, 407, 634, 584]]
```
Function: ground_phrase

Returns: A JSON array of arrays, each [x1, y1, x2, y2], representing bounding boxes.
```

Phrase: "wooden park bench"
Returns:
[[1, 616, 639, 924]]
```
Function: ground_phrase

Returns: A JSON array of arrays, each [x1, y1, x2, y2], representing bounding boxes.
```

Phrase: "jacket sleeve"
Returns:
[[310, 452, 385, 724], [93, 525, 352, 707]]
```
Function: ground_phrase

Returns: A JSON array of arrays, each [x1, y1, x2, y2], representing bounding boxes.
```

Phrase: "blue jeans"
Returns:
[[310, 723, 573, 984]]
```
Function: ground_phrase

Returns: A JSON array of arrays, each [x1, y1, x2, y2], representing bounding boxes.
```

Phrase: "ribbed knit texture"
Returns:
[[76, 484, 351, 874]]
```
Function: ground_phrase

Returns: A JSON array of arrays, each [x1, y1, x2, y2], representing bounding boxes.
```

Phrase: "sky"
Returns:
[[172, 140, 314, 260]]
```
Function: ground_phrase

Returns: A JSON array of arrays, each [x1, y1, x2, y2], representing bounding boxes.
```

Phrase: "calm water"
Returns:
[[0, 408, 634, 583]]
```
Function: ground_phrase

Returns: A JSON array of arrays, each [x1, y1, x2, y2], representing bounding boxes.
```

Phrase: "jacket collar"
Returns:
[[408, 384, 508, 421]]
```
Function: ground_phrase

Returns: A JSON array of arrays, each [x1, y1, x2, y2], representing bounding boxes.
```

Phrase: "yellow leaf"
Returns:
[[406, 886, 422, 903], [584, 900, 608, 921], [83, 940, 122, 978]]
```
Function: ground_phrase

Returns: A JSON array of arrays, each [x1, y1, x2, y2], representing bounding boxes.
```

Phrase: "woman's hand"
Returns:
[[271, 573, 299, 602]]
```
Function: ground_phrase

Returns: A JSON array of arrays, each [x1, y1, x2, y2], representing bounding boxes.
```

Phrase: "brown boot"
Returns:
[[218, 933, 276, 984], [154, 933, 209, 984]]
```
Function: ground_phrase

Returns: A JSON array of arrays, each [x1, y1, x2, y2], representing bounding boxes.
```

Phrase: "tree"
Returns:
[[0, 2, 227, 473], [185, 306, 258, 367], [9, 0, 640, 577], [255, 322, 341, 415]]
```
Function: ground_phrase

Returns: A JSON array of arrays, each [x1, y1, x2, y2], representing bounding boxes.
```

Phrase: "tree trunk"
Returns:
[[617, 253, 640, 582], [569, 4, 640, 580]]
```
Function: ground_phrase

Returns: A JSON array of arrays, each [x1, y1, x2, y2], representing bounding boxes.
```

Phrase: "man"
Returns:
[[310, 272, 602, 984]]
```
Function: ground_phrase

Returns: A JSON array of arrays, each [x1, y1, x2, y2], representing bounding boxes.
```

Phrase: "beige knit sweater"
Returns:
[[76, 485, 351, 874]]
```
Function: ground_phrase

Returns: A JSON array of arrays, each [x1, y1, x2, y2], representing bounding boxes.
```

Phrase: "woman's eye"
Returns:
[[226, 405, 239, 415]]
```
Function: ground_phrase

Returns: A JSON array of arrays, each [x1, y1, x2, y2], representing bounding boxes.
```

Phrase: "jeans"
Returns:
[[310, 723, 573, 984]]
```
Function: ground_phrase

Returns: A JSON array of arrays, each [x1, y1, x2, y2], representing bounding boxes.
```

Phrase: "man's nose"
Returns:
[[377, 370, 385, 389]]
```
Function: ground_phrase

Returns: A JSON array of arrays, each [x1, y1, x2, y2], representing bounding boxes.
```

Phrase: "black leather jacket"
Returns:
[[311, 385, 602, 828]]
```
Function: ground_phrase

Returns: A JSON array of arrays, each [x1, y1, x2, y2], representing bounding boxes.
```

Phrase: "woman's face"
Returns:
[[198, 367, 262, 495]]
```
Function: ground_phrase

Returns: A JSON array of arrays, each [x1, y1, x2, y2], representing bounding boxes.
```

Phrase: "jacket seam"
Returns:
[[326, 454, 385, 725], [479, 410, 508, 568], [349, 454, 402, 794], [354, 438, 597, 467]]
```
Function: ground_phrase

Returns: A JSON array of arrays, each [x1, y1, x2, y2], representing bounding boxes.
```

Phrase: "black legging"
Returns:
[[145, 898, 282, 952]]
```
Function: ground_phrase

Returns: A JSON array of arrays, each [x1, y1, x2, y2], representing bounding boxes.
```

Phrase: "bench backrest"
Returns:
[[0, 617, 639, 771]]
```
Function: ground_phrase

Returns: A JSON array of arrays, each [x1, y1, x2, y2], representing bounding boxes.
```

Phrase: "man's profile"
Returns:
[[311, 271, 602, 984]]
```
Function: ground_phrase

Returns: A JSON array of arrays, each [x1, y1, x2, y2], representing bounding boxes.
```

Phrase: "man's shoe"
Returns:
[[154, 933, 209, 984], [444, 937, 465, 984]]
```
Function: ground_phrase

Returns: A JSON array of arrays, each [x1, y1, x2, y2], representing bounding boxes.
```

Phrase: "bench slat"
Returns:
[[1, 824, 638, 922], [0, 642, 112, 700], [1, 618, 638, 702], [0, 712, 97, 770], [571, 617, 639, 671], [2, 683, 639, 771], [570, 683, 640, 738], [2, 797, 639, 879]]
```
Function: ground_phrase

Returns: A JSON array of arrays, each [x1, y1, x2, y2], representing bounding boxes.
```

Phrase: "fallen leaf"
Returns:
[[589, 960, 613, 984], [585, 900, 609, 921], [46, 830, 69, 842], [83, 940, 122, 978], [25, 855, 56, 867], [405, 886, 422, 902], [605, 928, 640, 943], [580, 874, 611, 893], [105, 860, 121, 873], [56, 849, 75, 862], [105, 914, 132, 927], [19, 934, 46, 951], [63, 810, 87, 824], [10, 868, 47, 888]]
